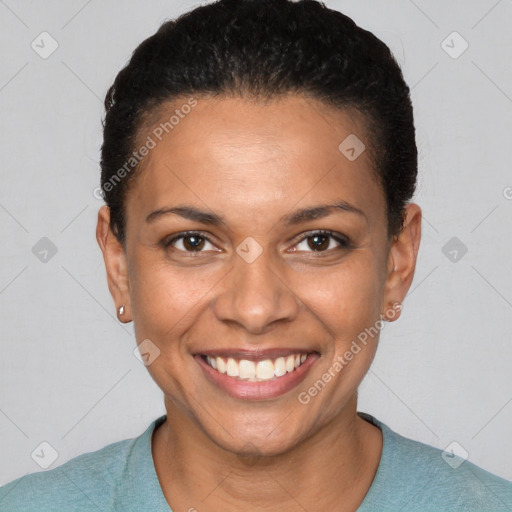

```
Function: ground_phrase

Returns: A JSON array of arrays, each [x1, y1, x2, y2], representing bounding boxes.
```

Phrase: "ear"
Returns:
[[96, 206, 132, 322], [381, 203, 422, 322]]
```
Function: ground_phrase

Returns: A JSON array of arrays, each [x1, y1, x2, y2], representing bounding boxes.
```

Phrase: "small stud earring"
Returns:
[[118, 305, 125, 316]]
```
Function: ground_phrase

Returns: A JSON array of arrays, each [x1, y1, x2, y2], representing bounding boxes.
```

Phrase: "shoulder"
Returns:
[[359, 413, 512, 512], [389, 430, 512, 509], [0, 420, 158, 512]]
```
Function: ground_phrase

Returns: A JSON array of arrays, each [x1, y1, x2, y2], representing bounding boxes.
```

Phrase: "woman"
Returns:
[[1, 0, 511, 510]]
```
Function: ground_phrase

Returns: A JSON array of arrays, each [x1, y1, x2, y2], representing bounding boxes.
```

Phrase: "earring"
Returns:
[[118, 305, 125, 316]]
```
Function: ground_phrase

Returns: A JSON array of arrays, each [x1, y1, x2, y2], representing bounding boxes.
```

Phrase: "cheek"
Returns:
[[128, 250, 214, 341], [127, 256, 216, 396], [295, 252, 385, 339]]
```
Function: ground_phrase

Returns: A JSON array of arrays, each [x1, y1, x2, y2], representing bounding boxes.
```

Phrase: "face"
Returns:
[[97, 94, 421, 456]]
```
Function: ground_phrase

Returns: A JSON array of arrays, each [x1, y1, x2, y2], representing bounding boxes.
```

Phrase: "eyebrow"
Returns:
[[145, 200, 367, 226]]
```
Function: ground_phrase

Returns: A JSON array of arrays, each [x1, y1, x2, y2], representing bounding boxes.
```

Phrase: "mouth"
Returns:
[[194, 349, 320, 400], [202, 352, 308, 381]]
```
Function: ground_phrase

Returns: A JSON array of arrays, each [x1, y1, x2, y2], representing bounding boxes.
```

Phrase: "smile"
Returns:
[[195, 350, 320, 400], [203, 353, 308, 381]]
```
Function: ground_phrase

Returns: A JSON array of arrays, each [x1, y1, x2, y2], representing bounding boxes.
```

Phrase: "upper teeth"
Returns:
[[205, 353, 308, 381]]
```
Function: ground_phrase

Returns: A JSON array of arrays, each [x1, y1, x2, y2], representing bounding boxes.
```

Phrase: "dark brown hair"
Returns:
[[100, 0, 417, 244]]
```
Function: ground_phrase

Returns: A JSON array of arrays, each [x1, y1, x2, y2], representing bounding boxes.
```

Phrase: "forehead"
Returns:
[[126, 95, 385, 228]]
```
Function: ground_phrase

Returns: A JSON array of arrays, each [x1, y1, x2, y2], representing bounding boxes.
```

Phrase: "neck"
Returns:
[[152, 394, 382, 512]]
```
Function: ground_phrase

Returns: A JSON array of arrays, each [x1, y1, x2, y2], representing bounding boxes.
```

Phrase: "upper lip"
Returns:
[[195, 348, 318, 362]]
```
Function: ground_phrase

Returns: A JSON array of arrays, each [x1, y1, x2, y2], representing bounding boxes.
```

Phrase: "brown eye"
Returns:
[[294, 231, 349, 253], [182, 235, 205, 251], [165, 232, 216, 253], [307, 234, 330, 251]]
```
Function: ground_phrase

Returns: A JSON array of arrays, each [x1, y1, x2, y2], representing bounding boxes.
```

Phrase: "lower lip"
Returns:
[[194, 353, 320, 401]]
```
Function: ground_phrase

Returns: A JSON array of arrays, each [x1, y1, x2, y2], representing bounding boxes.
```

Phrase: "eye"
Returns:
[[163, 230, 349, 255], [293, 230, 350, 253], [164, 232, 217, 253]]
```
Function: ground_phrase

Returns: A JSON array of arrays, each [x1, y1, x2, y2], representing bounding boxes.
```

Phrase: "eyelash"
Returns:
[[163, 230, 351, 255]]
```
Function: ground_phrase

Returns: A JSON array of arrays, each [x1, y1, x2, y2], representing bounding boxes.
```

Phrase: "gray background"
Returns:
[[1, 0, 511, 484]]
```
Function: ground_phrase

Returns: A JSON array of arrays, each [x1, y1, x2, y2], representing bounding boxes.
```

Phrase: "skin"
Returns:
[[96, 94, 421, 511]]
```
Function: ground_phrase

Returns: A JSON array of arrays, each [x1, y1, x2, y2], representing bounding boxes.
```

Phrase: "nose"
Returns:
[[212, 247, 299, 335]]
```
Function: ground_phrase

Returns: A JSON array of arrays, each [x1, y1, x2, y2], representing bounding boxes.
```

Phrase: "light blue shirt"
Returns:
[[1, 413, 511, 511]]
